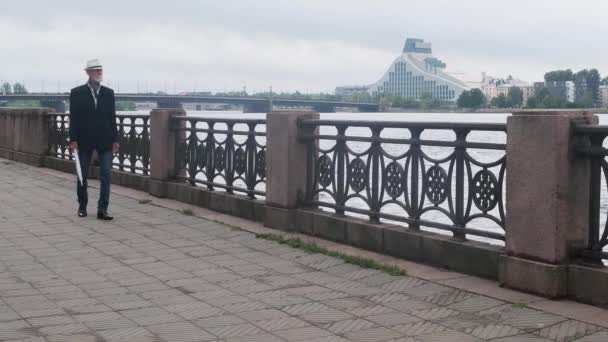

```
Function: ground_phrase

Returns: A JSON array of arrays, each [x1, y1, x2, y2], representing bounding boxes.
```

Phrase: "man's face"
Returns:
[[86, 69, 103, 83]]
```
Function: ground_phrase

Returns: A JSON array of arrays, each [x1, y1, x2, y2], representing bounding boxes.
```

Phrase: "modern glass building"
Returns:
[[367, 38, 469, 102]]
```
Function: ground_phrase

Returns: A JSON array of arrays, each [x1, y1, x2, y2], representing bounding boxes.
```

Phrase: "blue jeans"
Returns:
[[77, 149, 113, 211]]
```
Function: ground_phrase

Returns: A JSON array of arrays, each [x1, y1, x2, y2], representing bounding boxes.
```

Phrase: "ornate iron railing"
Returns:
[[46, 113, 150, 175], [171, 116, 266, 198], [300, 120, 507, 241], [47, 113, 71, 159], [573, 124, 608, 263]]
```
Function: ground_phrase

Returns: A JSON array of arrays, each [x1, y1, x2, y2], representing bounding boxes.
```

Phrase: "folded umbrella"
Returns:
[[73, 149, 84, 186]]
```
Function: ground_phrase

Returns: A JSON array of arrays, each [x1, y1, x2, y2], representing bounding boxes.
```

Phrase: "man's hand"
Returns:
[[113, 142, 120, 153], [69, 141, 78, 151]]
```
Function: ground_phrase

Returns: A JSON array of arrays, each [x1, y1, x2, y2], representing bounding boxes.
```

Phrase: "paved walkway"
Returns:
[[0, 159, 607, 342]]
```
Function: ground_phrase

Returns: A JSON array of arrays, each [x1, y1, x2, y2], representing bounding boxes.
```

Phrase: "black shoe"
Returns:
[[78, 208, 87, 218], [97, 210, 114, 221]]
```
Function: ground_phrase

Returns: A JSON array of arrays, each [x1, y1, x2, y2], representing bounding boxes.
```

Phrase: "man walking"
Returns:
[[69, 59, 119, 220]]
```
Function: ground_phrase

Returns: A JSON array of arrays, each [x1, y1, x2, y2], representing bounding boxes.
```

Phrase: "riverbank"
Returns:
[[384, 107, 608, 114]]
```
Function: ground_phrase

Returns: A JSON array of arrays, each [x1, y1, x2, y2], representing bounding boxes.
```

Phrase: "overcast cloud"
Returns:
[[1, 0, 607, 93]]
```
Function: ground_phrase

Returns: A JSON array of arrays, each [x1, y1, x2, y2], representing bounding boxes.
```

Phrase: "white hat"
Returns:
[[85, 59, 103, 70]]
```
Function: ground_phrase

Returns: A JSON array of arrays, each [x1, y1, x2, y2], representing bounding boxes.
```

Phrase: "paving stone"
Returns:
[[366, 293, 412, 304], [221, 301, 270, 313], [478, 305, 567, 331], [421, 290, 475, 306], [414, 329, 483, 341], [340, 303, 392, 316], [120, 307, 183, 326], [571, 331, 608, 341], [392, 321, 448, 336], [343, 327, 404, 342], [299, 308, 355, 324], [274, 326, 334, 341], [206, 322, 263, 339], [194, 315, 246, 329], [147, 321, 217, 341], [253, 317, 310, 331], [27, 315, 76, 327], [46, 334, 99, 342], [224, 332, 285, 342], [434, 312, 497, 332], [321, 318, 376, 334], [491, 334, 555, 341], [37, 323, 90, 336], [236, 308, 289, 322], [302, 336, 352, 342], [380, 278, 426, 292], [465, 324, 523, 340], [163, 301, 224, 320], [364, 312, 420, 327], [384, 298, 436, 313], [281, 302, 333, 315], [98, 327, 156, 341], [323, 297, 373, 310], [533, 320, 603, 341], [447, 296, 505, 313], [410, 307, 459, 321]]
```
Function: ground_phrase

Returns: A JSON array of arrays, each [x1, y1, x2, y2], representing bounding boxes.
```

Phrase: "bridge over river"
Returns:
[[0, 93, 380, 113]]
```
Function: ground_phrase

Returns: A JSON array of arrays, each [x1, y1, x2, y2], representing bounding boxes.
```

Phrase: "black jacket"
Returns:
[[69, 84, 118, 151]]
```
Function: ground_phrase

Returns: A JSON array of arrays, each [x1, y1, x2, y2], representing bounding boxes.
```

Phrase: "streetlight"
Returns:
[[269, 86, 273, 111]]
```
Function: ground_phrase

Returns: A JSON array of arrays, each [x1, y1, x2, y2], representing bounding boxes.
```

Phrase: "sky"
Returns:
[[1, 0, 607, 94]]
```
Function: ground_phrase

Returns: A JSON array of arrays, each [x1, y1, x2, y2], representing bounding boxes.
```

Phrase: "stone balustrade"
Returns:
[[1, 107, 608, 306]]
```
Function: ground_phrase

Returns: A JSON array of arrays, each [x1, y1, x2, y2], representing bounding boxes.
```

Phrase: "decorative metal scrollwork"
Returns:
[[471, 169, 499, 211], [172, 117, 266, 198], [256, 150, 266, 178], [317, 155, 334, 187], [214, 146, 225, 171], [425, 165, 449, 205], [233, 148, 246, 175], [348, 158, 367, 192], [300, 120, 507, 241], [384, 161, 405, 198], [194, 144, 205, 169]]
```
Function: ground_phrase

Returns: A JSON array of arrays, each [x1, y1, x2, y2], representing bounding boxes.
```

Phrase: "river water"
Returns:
[[120, 110, 608, 248]]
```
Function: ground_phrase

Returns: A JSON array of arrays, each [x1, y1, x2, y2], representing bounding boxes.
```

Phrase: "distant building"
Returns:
[[335, 86, 369, 97], [482, 74, 534, 104], [480, 73, 505, 100], [366, 38, 469, 102], [535, 81, 576, 103], [600, 85, 608, 107], [574, 73, 589, 103]]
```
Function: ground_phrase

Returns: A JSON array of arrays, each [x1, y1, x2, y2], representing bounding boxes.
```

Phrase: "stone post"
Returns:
[[500, 110, 598, 297], [265, 110, 319, 230], [149, 108, 185, 197], [0, 108, 51, 166]]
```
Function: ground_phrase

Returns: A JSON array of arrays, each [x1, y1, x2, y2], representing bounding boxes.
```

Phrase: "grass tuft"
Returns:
[[511, 303, 528, 309], [256, 233, 406, 276], [138, 199, 152, 204], [180, 208, 194, 216]]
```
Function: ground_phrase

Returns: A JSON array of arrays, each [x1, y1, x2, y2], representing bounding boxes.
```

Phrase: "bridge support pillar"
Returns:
[[41, 100, 66, 113], [149, 108, 186, 197], [500, 111, 597, 297], [264, 110, 319, 231]]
